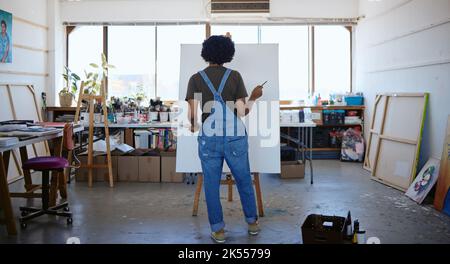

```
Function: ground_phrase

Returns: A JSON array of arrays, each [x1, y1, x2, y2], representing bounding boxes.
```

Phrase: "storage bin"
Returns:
[[345, 96, 364, 106], [301, 214, 346, 244]]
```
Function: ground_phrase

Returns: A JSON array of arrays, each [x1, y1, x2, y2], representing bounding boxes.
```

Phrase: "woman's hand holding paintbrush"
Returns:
[[250, 81, 267, 101]]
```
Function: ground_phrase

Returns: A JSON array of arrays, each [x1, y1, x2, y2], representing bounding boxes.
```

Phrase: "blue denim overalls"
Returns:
[[198, 68, 258, 232]]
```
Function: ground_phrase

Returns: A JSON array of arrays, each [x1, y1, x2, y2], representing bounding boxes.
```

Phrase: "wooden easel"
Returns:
[[192, 173, 265, 217], [74, 81, 114, 188]]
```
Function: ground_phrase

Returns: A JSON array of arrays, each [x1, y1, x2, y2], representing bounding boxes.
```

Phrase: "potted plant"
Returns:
[[82, 53, 115, 95], [60, 66, 80, 107]]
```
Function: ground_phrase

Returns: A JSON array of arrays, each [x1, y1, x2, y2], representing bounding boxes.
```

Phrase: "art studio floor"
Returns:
[[2, 160, 450, 244]]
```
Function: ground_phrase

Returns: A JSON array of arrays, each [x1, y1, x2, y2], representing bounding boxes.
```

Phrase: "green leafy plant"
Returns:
[[133, 84, 147, 103], [82, 53, 115, 95], [60, 66, 80, 96]]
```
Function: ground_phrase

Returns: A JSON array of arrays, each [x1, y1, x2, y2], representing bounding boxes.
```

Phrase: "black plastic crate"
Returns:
[[301, 214, 346, 244], [323, 110, 346, 125], [281, 145, 297, 161]]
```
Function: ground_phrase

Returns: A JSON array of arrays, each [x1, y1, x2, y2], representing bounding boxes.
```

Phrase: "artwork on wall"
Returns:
[[0, 9, 12, 63], [406, 158, 440, 204]]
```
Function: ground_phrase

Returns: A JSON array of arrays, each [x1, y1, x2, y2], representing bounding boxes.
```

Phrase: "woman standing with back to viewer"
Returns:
[[185, 35, 264, 243]]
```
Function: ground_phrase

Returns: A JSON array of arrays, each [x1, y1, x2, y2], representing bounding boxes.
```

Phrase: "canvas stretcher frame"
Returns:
[[363, 93, 429, 191]]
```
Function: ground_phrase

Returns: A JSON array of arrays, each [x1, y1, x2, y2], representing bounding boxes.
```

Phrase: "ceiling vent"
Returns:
[[210, 0, 270, 14]]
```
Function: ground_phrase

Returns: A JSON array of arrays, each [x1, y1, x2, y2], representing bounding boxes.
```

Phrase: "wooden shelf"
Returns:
[[46, 106, 80, 111], [319, 123, 363, 127], [280, 105, 365, 111], [307, 148, 340, 151]]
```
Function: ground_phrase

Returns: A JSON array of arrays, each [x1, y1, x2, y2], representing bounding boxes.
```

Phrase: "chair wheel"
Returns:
[[67, 217, 73, 225], [20, 222, 27, 229], [63, 207, 70, 212]]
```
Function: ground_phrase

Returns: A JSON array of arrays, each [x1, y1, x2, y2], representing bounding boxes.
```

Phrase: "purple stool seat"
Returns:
[[22, 157, 69, 171]]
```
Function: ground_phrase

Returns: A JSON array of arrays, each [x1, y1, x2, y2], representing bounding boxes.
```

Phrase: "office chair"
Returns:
[[19, 123, 80, 229]]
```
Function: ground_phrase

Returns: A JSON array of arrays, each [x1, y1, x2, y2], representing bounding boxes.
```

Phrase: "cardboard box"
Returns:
[[281, 161, 305, 179], [75, 155, 118, 182], [95, 155, 118, 182], [138, 156, 161, 182], [75, 155, 89, 182], [161, 152, 183, 183], [311, 110, 323, 126], [118, 156, 139, 182]]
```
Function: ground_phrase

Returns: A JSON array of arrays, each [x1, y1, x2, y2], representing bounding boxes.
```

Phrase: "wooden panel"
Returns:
[[372, 96, 386, 132], [434, 116, 450, 211]]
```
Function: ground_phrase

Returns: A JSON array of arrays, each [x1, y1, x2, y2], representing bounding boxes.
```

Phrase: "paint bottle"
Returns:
[[352, 219, 359, 244], [357, 230, 367, 244], [345, 211, 353, 240]]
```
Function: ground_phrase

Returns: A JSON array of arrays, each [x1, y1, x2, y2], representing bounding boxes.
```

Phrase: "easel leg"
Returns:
[[0, 151, 17, 235], [192, 174, 203, 216], [253, 173, 264, 217], [227, 174, 233, 202], [87, 98, 95, 188]]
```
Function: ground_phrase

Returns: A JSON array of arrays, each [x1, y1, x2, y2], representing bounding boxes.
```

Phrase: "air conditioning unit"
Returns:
[[211, 0, 270, 14]]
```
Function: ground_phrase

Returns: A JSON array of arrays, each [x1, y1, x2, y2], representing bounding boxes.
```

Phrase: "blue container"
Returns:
[[345, 96, 364, 106]]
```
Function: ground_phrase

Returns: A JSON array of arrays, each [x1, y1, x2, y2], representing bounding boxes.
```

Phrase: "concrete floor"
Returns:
[[1, 160, 450, 244]]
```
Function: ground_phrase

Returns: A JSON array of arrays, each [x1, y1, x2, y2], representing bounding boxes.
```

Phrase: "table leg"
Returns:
[[310, 127, 314, 185], [19, 147, 34, 191], [0, 151, 17, 235]]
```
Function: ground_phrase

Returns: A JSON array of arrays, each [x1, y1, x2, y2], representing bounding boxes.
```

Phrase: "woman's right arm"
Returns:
[[235, 85, 263, 117]]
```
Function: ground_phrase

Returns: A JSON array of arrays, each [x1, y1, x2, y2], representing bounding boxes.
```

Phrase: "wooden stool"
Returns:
[[192, 173, 264, 217]]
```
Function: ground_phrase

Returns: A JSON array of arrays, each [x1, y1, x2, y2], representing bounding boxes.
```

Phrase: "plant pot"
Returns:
[[159, 112, 169, 122], [59, 93, 73, 107]]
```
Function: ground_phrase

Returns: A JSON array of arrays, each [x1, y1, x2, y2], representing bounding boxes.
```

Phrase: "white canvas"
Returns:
[[406, 158, 441, 204], [176, 44, 280, 173]]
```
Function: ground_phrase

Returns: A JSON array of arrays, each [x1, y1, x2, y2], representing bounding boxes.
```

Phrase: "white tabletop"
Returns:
[[280, 122, 317, 128], [92, 122, 177, 129], [0, 125, 84, 152]]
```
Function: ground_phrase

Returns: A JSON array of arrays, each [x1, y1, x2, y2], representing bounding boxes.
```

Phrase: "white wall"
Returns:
[[0, 0, 49, 105], [60, 0, 359, 23], [354, 0, 450, 164]]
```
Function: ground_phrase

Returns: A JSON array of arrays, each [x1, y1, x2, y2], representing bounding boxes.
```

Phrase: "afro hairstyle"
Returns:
[[201, 35, 235, 65]]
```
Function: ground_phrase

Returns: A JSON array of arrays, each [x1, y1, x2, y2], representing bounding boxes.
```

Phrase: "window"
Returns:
[[314, 26, 351, 97], [261, 25, 309, 100], [211, 25, 258, 43], [157, 25, 205, 100], [67, 24, 352, 102], [108, 26, 156, 101], [68, 26, 103, 90]]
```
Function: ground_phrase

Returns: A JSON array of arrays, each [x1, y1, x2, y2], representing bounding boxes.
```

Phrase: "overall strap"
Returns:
[[198, 68, 232, 101], [198, 71, 218, 97], [217, 68, 232, 95]]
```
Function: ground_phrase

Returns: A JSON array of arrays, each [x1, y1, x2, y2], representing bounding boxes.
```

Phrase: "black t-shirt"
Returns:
[[185, 66, 248, 123]]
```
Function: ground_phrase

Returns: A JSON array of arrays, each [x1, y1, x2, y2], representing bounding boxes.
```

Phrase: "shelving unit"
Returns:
[[280, 105, 365, 160]]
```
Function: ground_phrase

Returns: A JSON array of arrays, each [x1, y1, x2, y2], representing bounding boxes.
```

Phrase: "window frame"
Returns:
[[66, 22, 353, 101]]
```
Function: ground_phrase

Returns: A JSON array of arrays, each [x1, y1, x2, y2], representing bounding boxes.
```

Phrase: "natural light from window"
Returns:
[[314, 26, 351, 98], [157, 25, 205, 100], [68, 26, 103, 95], [108, 26, 156, 102], [261, 25, 309, 100]]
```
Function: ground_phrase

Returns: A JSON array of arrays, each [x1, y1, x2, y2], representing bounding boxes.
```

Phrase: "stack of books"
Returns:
[[0, 137, 19, 147]]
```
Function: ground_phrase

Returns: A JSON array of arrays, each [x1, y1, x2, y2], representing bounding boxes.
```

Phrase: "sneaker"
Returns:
[[248, 221, 260, 236], [211, 229, 226, 243]]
